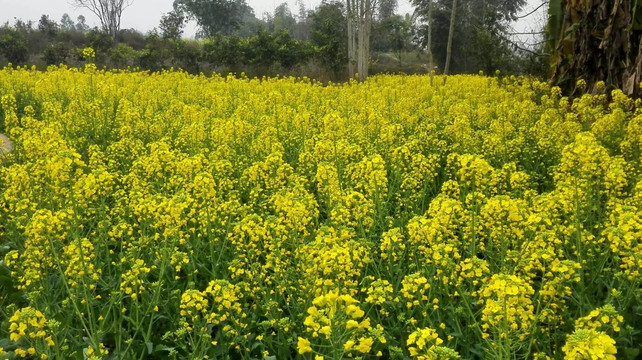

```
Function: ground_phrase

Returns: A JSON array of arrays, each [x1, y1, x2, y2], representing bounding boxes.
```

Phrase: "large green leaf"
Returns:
[[547, 0, 565, 50], [633, 0, 642, 30]]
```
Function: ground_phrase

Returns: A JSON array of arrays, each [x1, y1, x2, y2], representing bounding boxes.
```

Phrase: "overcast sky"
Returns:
[[0, 0, 544, 42]]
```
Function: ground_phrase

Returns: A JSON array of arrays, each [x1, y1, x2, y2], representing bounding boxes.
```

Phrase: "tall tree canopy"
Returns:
[[60, 14, 76, 31], [72, 0, 133, 39], [159, 9, 186, 39], [411, 0, 527, 73], [378, 0, 398, 20], [270, 3, 297, 35], [174, 0, 254, 37], [310, 1, 348, 77], [38, 15, 58, 38]]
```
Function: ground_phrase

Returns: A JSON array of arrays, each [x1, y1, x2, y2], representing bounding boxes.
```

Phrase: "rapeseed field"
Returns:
[[0, 60, 641, 359]]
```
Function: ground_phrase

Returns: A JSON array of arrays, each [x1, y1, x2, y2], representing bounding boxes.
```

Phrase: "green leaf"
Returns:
[[633, 0, 642, 30], [153, 344, 175, 353], [547, 0, 565, 49], [146, 341, 154, 354]]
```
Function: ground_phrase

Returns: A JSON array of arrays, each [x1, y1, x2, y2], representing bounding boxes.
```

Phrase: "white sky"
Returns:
[[0, 0, 543, 40]]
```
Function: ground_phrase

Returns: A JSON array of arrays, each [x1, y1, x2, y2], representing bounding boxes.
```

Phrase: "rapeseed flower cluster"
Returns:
[[0, 65, 641, 359], [7, 307, 54, 359], [406, 327, 460, 360]]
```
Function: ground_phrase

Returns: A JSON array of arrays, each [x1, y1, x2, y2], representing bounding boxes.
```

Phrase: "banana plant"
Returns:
[[548, 0, 642, 97]]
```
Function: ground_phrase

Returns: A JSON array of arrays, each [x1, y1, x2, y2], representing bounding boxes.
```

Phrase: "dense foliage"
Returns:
[[548, 0, 642, 97], [0, 22, 333, 79], [174, 0, 255, 37], [0, 0, 545, 80], [0, 63, 641, 359], [411, 0, 529, 74]]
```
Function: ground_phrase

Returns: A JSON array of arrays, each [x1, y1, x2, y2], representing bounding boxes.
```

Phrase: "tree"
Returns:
[[271, 3, 297, 35], [71, 0, 134, 39], [412, 0, 527, 74], [235, 11, 266, 37], [60, 14, 76, 31], [346, 0, 356, 77], [372, 13, 414, 62], [346, 0, 380, 80], [76, 15, 90, 32], [109, 42, 138, 67], [203, 34, 244, 69], [0, 28, 29, 64], [426, 0, 433, 67], [43, 42, 69, 65], [38, 15, 58, 38], [372, 0, 411, 55], [274, 30, 311, 68], [174, 0, 254, 37], [444, 0, 456, 74], [12, 19, 34, 33], [86, 29, 115, 63], [294, 0, 312, 40], [137, 31, 173, 71], [310, 1, 348, 77], [159, 9, 186, 39], [378, 0, 397, 20], [548, 0, 642, 96]]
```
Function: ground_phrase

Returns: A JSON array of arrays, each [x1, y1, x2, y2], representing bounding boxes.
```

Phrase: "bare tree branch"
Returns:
[[514, 1, 547, 20], [507, 31, 546, 35], [70, 0, 133, 39]]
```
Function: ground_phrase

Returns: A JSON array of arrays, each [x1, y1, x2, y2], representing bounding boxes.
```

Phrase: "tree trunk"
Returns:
[[347, 0, 356, 78], [357, 20, 364, 80], [348, 0, 375, 81], [357, 0, 366, 81], [364, 0, 371, 79], [427, 0, 433, 69], [357, 0, 374, 81], [444, 0, 457, 75]]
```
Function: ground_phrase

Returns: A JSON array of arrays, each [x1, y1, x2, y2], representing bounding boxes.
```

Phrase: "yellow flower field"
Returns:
[[0, 64, 641, 359]]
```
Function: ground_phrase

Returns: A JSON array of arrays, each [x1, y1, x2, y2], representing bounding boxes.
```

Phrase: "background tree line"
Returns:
[[547, 0, 642, 97], [0, 0, 544, 81]]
